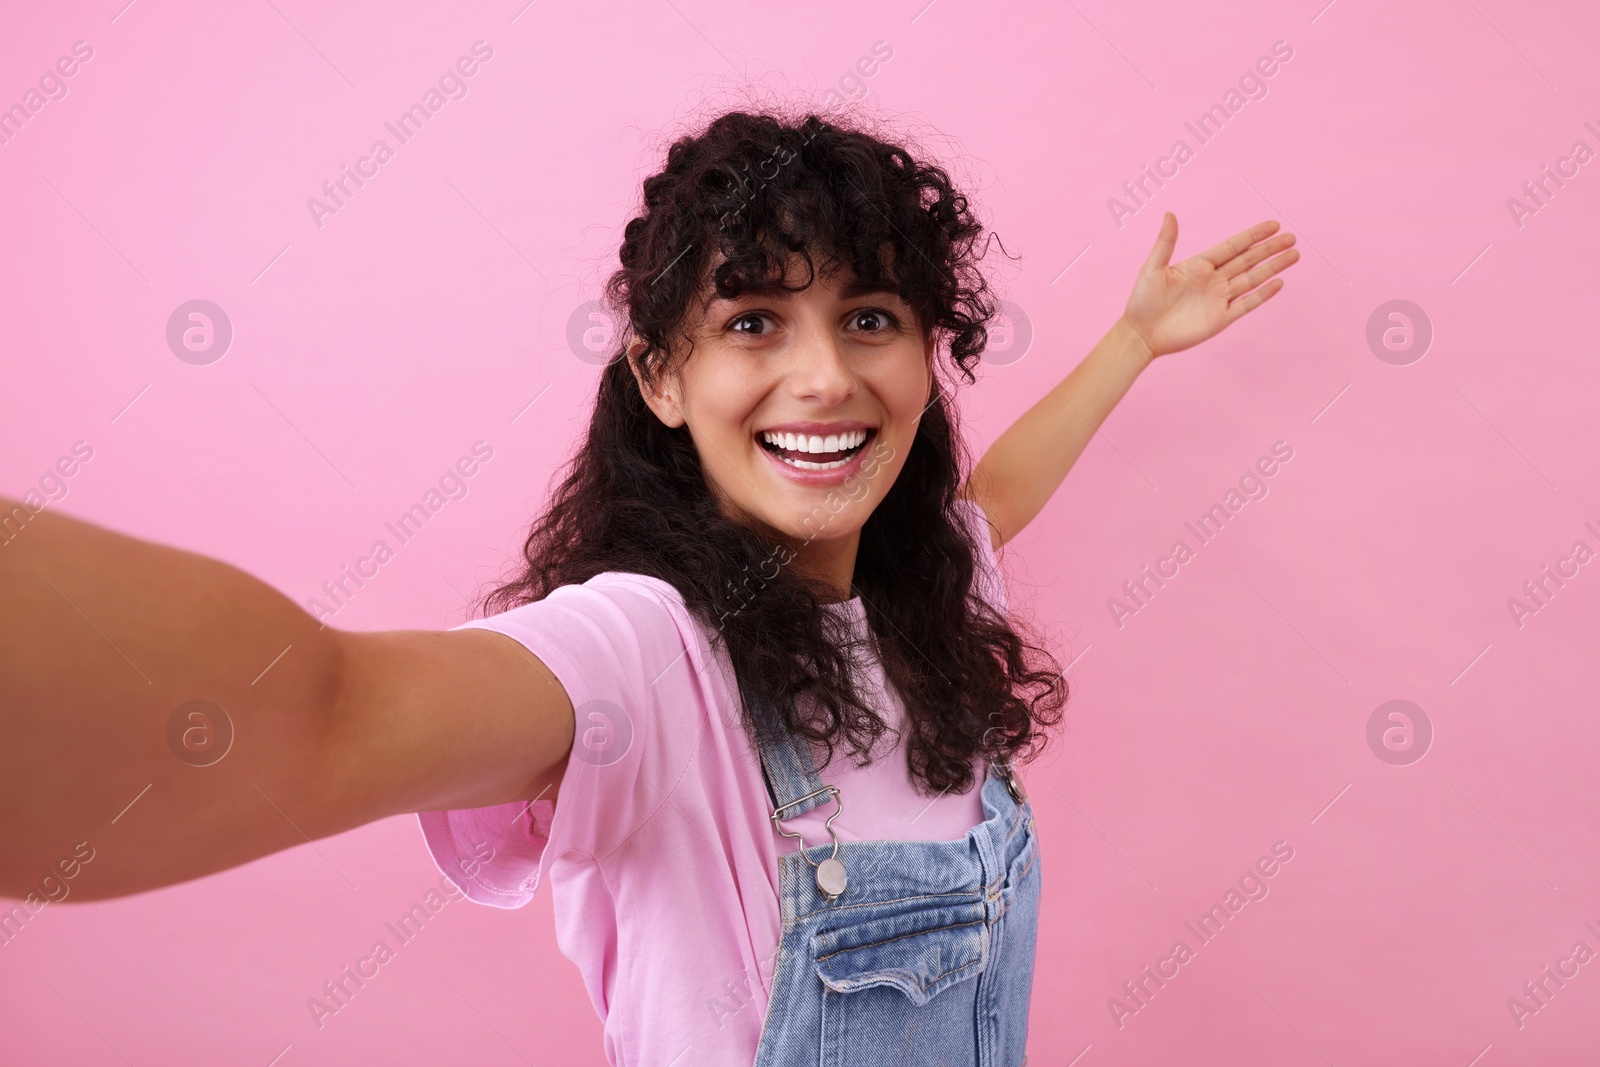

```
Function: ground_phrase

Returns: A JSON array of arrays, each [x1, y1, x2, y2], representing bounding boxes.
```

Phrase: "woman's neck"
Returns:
[[783, 529, 860, 603]]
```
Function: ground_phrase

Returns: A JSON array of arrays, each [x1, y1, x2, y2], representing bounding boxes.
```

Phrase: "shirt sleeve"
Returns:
[[955, 495, 1009, 615], [414, 574, 710, 909]]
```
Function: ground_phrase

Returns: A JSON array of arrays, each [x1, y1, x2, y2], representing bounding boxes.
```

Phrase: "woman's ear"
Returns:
[[625, 335, 687, 429]]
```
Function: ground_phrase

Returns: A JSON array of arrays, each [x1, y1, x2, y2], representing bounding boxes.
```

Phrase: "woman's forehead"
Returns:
[[697, 248, 904, 304]]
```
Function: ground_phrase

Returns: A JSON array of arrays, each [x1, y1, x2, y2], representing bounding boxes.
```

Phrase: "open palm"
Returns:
[[1121, 213, 1300, 360]]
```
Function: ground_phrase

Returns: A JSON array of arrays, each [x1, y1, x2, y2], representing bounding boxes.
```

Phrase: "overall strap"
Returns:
[[739, 681, 837, 820]]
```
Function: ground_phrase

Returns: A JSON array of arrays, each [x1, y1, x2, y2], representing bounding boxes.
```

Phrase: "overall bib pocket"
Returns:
[[812, 899, 989, 1065]]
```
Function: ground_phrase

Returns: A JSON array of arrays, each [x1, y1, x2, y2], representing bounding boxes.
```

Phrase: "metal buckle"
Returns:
[[771, 785, 849, 901], [1001, 762, 1027, 805]]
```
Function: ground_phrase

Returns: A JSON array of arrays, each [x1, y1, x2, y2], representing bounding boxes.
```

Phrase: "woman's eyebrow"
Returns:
[[707, 281, 905, 306], [838, 279, 904, 300]]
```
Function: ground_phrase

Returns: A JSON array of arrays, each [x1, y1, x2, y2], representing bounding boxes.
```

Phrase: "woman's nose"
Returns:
[[787, 330, 855, 405]]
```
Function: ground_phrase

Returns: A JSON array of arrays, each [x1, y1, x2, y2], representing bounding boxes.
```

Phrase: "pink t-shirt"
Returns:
[[417, 498, 1006, 1066]]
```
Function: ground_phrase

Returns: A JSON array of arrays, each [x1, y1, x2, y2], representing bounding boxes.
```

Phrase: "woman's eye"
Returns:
[[850, 309, 897, 333], [729, 312, 770, 335]]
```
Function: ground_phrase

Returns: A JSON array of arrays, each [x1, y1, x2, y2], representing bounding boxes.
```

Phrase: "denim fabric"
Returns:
[[747, 695, 1042, 1067]]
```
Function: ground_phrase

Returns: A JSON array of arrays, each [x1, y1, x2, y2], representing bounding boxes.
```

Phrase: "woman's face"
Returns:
[[632, 256, 933, 561]]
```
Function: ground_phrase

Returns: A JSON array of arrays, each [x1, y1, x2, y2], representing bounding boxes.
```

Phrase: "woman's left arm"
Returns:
[[961, 212, 1300, 549]]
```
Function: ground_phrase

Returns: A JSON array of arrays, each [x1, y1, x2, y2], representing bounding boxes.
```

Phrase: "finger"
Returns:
[[1219, 232, 1296, 280], [1226, 247, 1300, 300], [1197, 219, 1281, 269], [1140, 212, 1179, 274], [1224, 276, 1285, 325]]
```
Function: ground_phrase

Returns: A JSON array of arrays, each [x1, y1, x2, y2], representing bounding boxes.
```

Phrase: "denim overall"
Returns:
[[745, 690, 1042, 1067]]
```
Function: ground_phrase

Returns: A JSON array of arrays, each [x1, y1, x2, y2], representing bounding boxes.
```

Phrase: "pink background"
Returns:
[[4, 0, 1599, 1063]]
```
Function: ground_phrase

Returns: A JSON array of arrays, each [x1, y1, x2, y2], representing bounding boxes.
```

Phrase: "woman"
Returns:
[[0, 109, 1296, 1065]]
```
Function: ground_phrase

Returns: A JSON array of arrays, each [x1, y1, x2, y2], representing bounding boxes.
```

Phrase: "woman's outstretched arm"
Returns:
[[962, 213, 1299, 548], [0, 499, 574, 902], [960, 318, 1152, 549]]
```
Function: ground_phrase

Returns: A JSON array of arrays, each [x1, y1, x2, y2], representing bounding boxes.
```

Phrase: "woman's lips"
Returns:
[[757, 428, 876, 487]]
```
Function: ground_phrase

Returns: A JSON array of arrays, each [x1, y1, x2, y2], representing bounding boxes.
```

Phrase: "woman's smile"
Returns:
[[755, 422, 878, 484]]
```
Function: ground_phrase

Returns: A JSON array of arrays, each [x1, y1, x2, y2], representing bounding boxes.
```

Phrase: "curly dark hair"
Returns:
[[480, 108, 1067, 796]]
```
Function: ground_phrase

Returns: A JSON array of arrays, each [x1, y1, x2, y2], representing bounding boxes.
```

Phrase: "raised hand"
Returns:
[[1120, 213, 1299, 361]]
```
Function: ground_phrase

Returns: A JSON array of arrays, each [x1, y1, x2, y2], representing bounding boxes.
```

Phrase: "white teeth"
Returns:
[[759, 429, 870, 457], [778, 453, 852, 470], [755, 428, 870, 470]]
